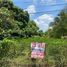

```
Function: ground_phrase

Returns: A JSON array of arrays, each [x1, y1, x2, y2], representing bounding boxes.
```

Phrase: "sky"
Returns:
[[13, 0, 67, 32]]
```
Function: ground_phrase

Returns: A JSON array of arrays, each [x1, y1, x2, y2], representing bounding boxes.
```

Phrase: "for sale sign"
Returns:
[[31, 42, 45, 59]]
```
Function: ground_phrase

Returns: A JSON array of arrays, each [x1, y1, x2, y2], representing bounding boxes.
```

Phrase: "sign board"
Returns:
[[31, 42, 45, 59]]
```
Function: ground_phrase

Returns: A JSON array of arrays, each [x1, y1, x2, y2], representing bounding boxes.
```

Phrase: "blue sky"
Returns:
[[13, 0, 67, 32]]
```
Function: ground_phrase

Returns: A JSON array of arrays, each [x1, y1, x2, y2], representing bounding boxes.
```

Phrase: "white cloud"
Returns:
[[34, 14, 54, 32], [25, 5, 36, 17]]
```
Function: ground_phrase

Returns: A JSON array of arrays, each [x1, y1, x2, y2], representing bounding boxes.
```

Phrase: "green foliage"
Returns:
[[0, 0, 40, 39], [48, 7, 67, 38], [0, 39, 14, 58], [0, 37, 67, 66], [48, 44, 67, 66], [0, 0, 67, 66], [38, 30, 44, 36], [0, 0, 31, 39], [23, 20, 39, 37], [18, 37, 67, 65], [0, 38, 25, 59]]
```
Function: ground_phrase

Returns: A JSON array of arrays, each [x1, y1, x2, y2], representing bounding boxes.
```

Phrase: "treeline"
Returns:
[[0, 0, 66, 39], [0, 0, 41, 40], [46, 7, 67, 38]]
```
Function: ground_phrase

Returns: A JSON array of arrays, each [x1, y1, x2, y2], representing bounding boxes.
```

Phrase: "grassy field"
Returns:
[[10, 37, 67, 64], [0, 37, 67, 66]]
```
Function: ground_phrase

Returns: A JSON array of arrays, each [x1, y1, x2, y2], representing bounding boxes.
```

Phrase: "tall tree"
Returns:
[[24, 20, 39, 37], [0, 0, 30, 38], [0, 0, 39, 38], [49, 7, 67, 38]]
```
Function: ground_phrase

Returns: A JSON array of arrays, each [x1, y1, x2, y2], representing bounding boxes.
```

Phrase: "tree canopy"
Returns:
[[48, 7, 67, 38], [0, 0, 39, 39]]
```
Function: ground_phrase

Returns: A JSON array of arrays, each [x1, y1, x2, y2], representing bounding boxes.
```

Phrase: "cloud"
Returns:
[[25, 5, 36, 17], [34, 14, 54, 32]]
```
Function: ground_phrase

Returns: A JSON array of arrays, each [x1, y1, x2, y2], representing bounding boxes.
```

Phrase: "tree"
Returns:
[[38, 30, 43, 36], [0, 0, 30, 38], [49, 7, 67, 38], [0, 0, 40, 39], [23, 20, 39, 37]]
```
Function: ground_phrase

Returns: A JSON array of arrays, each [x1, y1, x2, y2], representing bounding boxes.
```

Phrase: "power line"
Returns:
[[13, 0, 67, 6], [13, 2, 67, 8], [38, 3, 67, 7], [13, 1, 67, 7], [13, 1, 67, 14], [28, 9, 63, 14], [13, 1, 32, 3], [33, 3, 67, 10], [13, 1, 67, 4]]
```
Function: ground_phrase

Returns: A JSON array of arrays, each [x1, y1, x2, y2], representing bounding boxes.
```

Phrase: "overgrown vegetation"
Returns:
[[0, 0, 67, 67], [0, 37, 67, 67], [0, 0, 40, 39], [46, 7, 67, 38]]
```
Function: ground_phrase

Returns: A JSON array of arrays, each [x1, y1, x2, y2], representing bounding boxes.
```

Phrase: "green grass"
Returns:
[[8, 37, 67, 63], [14, 37, 67, 46], [1, 37, 67, 64]]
